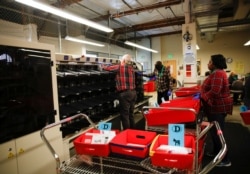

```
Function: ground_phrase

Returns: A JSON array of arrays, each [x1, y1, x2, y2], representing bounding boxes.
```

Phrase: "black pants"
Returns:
[[118, 90, 137, 130], [157, 90, 169, 105], [207, 113, 230, 162]]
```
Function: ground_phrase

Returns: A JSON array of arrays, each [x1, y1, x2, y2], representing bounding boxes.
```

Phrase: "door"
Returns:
[[163, 60, 177, 79]]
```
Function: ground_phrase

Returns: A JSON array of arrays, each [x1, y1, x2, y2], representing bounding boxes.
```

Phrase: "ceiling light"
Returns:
[[15, 0, 113, 33], [244, 40, 250, 46], [65, 36, 105, 47], [124, 41, 158, 53]]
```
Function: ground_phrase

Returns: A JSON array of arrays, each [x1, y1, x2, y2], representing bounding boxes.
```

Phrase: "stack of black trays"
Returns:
[[57, 64, 118, 137]]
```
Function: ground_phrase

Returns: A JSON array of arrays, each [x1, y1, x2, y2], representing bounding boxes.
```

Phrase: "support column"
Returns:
[[182, 0, 198, 86]]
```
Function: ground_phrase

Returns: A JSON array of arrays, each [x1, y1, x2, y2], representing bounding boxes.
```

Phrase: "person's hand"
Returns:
[[136, 71, 143, 76], [167, 90, 172, 96], [193, 92, 201, 99], [150, 76, 156, 81]]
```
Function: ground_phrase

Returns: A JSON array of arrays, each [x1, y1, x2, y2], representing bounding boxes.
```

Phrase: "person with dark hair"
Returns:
[[102, 54, 137, 130], [143, 61, 172, 105], [228, 71, 238, 89], [201, 54, 233, 167], [231, 78, 244, 104], [243, 73, 250, 109]]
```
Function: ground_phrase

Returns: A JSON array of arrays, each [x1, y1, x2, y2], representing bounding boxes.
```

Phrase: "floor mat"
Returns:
[[203, 122, 250, 174]]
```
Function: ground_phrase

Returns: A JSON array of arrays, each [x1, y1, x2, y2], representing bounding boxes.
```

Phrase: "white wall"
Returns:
[[152, 37, 162, 71], [153, 30, 250, 77], [133, 38, 154, 73], [196, 30, 250, 76]]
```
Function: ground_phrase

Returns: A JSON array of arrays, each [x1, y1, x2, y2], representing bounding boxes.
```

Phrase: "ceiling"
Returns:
[[0, 0, 250, 47]]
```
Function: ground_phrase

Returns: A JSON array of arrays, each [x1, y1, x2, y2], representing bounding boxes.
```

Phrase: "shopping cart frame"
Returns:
[[40, 113, 153, 174], [40, 113, 97, 174], [141, 106, 227, 174]]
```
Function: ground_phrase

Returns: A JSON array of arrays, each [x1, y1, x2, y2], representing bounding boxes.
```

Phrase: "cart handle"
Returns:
[[142, 106, 197, 114], [40, 113, 97, 174], [199, 121, 227, 174], [142, 106, 227, 174]]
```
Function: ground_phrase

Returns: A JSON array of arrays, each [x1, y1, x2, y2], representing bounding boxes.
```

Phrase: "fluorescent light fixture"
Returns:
[[65, 36, 105, 47], [196, 44, 200, 50], [15, 0, 113, 33], [244, 40, 250, 46], [86, 54, 97, 57], [124, 41, 158, 53], [19, 48, 50, 54]]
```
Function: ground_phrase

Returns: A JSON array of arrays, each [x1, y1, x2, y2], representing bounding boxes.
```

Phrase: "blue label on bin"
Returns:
[[98, 122, 112, 131], [168, 124, 184, 147]]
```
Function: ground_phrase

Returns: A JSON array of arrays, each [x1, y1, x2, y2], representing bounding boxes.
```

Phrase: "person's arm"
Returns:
[[143, 69, 156, 78], [102, 64, 119, 71]]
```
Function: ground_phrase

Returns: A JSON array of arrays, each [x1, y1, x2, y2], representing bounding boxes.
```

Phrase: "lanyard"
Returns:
[[158, 66, 164, 77]]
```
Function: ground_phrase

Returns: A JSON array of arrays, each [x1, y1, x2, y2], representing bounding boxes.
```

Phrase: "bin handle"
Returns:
[[40, 113, 97, 174]]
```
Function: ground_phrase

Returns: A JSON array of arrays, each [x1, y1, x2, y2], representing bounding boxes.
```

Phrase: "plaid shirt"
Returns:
[[103, 64, 135, 92], [145, 66, 172, 92], [201, 69, 233, 114]]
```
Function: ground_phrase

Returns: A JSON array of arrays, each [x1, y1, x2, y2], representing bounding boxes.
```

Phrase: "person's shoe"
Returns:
[[206, 152, 216, 157], [216, 161, 232, 167]]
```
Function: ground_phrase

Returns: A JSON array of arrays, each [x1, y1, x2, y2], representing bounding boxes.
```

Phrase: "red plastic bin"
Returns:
[[73, 128, 118, 157], [240, 110, 250, 125], [145, 98, 200, 126], [175, 85, 200, 97], [149, 134, 195, 170], [110, 129, 157, 158], [160, 96, 200, 112], [144, 81, 155, 92]]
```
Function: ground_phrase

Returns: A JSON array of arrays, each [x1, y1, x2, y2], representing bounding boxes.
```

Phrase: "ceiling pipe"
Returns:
[[111, 0, 182, 18]]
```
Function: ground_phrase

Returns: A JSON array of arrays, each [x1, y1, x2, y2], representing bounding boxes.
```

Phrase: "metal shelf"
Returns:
[[60, 155, 152, 174]]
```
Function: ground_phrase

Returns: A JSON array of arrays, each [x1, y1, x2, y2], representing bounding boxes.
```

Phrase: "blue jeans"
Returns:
[[118, 90, 137, 130]]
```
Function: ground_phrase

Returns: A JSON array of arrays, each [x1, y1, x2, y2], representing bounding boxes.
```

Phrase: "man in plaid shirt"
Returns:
[[102, 54, 137, 130], [201, 54, 233, 167], [144, 61, 172, 105]]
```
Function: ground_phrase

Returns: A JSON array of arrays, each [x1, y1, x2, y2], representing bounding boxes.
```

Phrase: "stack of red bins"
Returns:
[[144, 94, 205, 170], [144, 96, 200, 127], [174, 85, 201, 97]]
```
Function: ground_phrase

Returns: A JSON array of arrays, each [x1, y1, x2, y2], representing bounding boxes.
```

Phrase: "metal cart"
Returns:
[[140, 103, 228, 174], [41, 113, 156, 174], [41, 110, 227, 174]]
